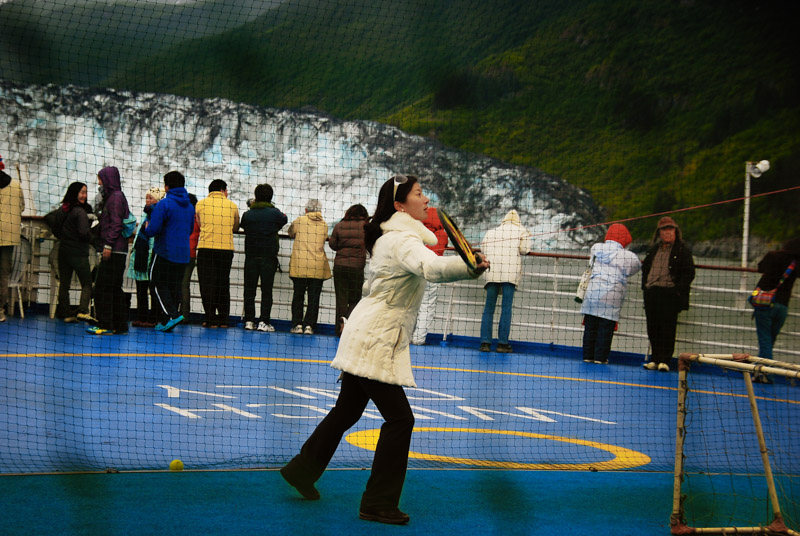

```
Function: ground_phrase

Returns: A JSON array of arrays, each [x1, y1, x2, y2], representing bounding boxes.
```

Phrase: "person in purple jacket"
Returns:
[[87, 166, 131, 335], [142, 171, 196, 332]]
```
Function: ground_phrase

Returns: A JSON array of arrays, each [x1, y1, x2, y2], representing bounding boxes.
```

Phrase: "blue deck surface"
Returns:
[[2, 315, 796, 476]]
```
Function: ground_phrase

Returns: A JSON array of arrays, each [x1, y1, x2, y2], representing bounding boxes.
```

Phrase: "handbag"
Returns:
[[575, 255, 595, 304], [748, 260, 795, 309]]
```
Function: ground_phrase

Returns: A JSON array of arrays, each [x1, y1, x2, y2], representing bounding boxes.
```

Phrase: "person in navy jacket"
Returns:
[[142, 170, 195, 332]]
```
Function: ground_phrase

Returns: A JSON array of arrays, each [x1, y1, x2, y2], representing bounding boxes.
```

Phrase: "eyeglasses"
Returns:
[[392, 174, 408, 201]]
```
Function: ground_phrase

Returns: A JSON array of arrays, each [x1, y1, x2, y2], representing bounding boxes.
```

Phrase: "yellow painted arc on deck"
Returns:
[[346, 427, 652, 470]]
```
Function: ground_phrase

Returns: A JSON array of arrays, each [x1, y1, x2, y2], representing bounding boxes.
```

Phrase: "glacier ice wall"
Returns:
[[0, 80, 602, 248]]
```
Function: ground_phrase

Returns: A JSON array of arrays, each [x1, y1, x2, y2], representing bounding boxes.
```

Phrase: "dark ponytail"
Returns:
[[364, 175, 418, 254]]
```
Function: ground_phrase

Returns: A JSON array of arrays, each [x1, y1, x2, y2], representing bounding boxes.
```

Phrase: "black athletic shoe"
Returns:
[[479, 343, 491, 352], [279, 466, 320, 500], [359, 508, 410, 525]]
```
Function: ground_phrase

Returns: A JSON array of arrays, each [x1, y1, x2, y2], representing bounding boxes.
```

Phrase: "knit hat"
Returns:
[[605, 223, 632, 248], [657, 216, 677, 229], [147, 186, 166, 202]]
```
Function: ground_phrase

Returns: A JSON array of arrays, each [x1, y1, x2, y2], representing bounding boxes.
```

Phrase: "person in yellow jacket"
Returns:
[[195, 179, 239, 328], [0, 160, 25, 322], [288, 198, 331, 334]]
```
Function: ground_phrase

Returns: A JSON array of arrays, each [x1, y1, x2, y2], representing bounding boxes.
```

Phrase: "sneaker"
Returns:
[[77, 313, 97, 323], [257, 322, 275, 332], [479, 343, 491, 352], [496, 343, 513, 353], [410, 340, 425, 346], [583, 358, 592, 363], [157, 315, 184, 333], [593, 360, 608, 364], [290, 325, 303, 334], [303, 326, 314, 335], [658, 363, 670, 372], [86, 326, 113, 335], [0, 310, 6, 322], [244, 321, 256, 330], [643, 362, 657, 370], [63, 316, 79, 323]]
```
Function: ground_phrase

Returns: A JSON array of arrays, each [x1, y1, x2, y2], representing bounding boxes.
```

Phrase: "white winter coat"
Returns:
[[580, 240, 642, 322], [480, 210, 532, 287], [331, 211, 479, 387]]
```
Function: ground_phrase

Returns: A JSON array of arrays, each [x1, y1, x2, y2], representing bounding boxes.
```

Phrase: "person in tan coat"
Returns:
[[0, 160, 25, 322], [288, 198, 331, 334]]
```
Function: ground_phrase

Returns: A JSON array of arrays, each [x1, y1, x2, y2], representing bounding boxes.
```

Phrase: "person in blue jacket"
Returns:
[[142, 171, 195, 332]]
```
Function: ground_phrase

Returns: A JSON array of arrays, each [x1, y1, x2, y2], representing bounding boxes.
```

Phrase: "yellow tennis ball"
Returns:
[[169, 459, 184, 472]]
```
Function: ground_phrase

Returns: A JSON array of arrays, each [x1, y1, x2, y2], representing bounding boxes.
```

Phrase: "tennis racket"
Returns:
[[438, 209, 479, 270]]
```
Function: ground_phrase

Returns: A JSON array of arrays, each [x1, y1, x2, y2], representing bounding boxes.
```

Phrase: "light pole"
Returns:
[[742, 160, 770, 268]]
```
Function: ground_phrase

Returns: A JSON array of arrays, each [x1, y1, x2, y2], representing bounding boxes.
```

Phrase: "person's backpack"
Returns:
[[44, 207, 68, 239], [121, 211, 138, 238]]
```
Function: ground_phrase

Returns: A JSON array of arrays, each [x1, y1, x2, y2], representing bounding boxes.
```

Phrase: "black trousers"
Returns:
[[243, 254, 278, 323], [282, 372, 415, 510], [56, 247, 93, 317], [135, 280, 158, 323], [333, 265, 364, 335], [196, 248, 234, 325], [290, 277, 324, 329], [179, 258, 196, 319], [94, 253, 128, 331], [150, 254, 186, 322], [643, 286, 682, 365], [582, 314, 616, 363]]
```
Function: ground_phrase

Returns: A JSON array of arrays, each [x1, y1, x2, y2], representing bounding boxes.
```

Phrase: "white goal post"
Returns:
[[671, 353, 800, 535]]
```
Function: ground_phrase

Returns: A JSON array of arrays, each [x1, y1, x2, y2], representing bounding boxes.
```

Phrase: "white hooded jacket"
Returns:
[[580, 240, 642, 322], [480, 210, 532, 287], [331, 211, 479, 387]]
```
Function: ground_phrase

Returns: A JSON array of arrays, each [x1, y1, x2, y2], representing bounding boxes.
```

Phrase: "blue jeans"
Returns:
[[753, 303, 788, 360], [480, 282, 516, 345]]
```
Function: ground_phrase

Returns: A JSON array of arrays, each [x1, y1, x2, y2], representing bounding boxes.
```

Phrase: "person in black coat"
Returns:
[[55, 182, 96, 323], [239, 183, 288, 332], [751, 237, 800, 380], [640, 216, 695, 371]]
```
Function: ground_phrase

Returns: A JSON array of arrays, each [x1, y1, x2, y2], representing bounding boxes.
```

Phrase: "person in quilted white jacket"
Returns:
[[280, 174, 489, 525]]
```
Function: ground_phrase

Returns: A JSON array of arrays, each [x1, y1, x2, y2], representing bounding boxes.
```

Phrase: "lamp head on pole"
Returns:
[[746, 160, 770, 178]]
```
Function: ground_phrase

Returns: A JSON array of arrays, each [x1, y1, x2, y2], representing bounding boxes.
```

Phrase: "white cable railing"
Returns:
[[16, 218, 799, 363]]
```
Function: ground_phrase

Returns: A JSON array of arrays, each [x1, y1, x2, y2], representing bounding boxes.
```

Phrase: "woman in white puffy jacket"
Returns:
[[479, 210, 532, 353], [280, 174, 489, 525], [580, 223, 641, 364]]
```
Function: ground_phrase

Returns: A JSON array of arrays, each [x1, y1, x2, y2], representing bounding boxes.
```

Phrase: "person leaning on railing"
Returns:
[[580, 223, 641, 365], [640, 216, 695, 372], [750, 237, 800, 383]]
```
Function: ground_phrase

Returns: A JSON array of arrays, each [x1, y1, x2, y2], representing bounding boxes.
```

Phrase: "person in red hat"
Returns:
[[640, 216, 695, 371], [580, 223, 641, 364]]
